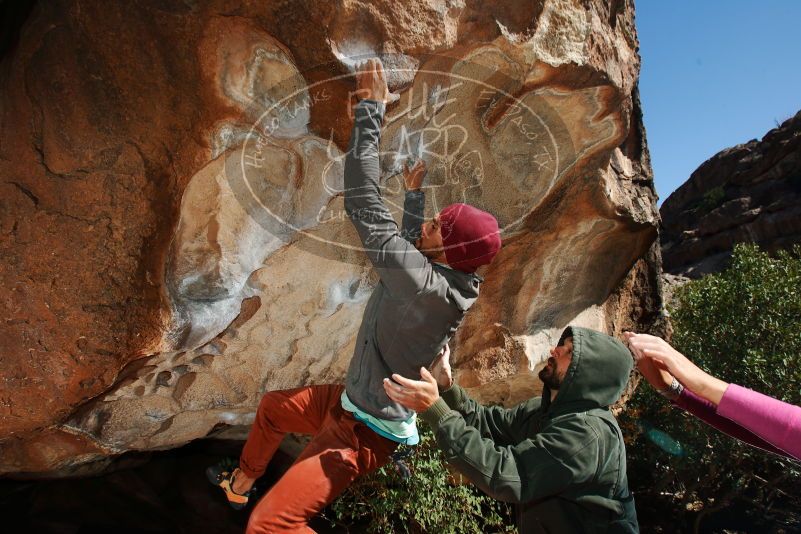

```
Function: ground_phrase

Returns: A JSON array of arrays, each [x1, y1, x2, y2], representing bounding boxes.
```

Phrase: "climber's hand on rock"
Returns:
[[403, 159, 427, 191], [354, 58, 398, 104]]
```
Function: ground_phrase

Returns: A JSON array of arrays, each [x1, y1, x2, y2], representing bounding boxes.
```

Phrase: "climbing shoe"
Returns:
[[206, 462, 252, 510]]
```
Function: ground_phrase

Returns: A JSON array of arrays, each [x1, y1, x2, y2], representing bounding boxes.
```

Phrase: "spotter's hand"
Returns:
[[430, 343, 453, 390], [383, 367, 440, 412]]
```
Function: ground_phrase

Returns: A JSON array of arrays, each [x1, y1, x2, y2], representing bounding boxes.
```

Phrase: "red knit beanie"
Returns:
[[439, 203, 501, 273]]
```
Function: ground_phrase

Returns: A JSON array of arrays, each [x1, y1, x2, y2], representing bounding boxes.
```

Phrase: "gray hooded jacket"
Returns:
[[343, 100, 482, 422]]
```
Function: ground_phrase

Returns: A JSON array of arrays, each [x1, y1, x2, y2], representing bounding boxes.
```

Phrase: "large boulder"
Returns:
[[0, 0, 662, 476], [661, 110, 801, 277]]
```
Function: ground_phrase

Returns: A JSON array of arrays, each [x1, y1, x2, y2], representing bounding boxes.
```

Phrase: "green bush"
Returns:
[[623, 244, 801, 531], [328, 426, 514, 533], [696, 185, 726, 212]]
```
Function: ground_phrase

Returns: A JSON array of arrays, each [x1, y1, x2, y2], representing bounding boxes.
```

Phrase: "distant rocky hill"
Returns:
[[660, 111, 801, 277]]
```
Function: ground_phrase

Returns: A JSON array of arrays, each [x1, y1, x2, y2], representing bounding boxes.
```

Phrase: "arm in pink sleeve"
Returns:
[[672, 387, 790, 459], [716, 383, 801, 461]]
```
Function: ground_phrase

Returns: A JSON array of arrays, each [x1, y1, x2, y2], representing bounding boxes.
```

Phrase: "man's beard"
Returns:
[[538, 357, 563, 390]]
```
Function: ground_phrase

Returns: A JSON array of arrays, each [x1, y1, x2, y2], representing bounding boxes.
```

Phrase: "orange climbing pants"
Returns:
[[240, 384, 398, 533]]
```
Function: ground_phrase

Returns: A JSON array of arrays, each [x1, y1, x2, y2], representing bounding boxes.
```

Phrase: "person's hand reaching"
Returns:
[[624, 332, 676, 397], [383, 367, 441, 413], [625, 332, 701, 384], [430, 343, 453, 391], [624, 332, 729, 405], [354, 58, 399, 104], [403, 160, 427, 192]]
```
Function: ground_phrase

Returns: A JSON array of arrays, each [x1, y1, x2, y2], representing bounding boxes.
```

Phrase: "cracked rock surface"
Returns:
[[1, 0, 662, 476]]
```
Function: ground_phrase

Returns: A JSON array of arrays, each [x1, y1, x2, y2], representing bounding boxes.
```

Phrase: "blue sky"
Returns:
[[636, 1, 801, 205]]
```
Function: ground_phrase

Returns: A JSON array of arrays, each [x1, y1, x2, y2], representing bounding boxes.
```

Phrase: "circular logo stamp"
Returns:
[[225, 51, 575, 265]]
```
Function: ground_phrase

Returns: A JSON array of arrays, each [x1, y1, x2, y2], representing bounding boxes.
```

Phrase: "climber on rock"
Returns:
[[207, 57, 501, 532]]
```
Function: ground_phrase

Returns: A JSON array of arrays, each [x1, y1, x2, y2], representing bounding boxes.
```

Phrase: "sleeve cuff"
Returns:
[[715, 383, 741, 418], [421, 398, 453, 430], [356, 99, 385, 121], [440, 384, 466, 408], [672, 387, 689, 409]]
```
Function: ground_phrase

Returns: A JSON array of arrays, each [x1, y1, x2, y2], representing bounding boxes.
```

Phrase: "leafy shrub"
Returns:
[[623, 244, 801, 531], [328, 426, 514, 533], [696, 185, 726, 213]]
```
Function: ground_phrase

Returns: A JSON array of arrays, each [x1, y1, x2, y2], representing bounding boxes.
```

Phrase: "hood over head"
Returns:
[[543, 326, 633, 416]]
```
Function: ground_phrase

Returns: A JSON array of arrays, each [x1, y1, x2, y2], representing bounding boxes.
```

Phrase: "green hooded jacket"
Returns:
[[421, 327, 639, 533]]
